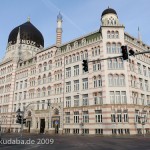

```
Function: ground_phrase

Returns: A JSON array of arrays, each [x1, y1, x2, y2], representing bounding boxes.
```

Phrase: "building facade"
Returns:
[[0, 8, 150, 135]]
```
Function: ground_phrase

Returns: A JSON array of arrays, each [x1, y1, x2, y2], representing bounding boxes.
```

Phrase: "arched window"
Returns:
[[111, 31, 115, 38], [38, 76, 41, 85], [42, 87, 46, 96], [48, 73, 52, 82], [120, 74, 125, 86], [112, 43, 116, 53], [117, 43, 121, 53], [43, 74, 46, 84], [38, 64, 42, 73], [47, 86, 51, 96], [76, 53, 80, 61], [115, 31, 119, 38], [107, 43, 111, 53], [114, 74, 119, 86], [37, 88, 41, 97], [113, 59, 117, 69], [108, 74, 113, 86], [107, 31, 110, 38], [108, 59, 113, 69], [43, 62, 47, 71], [93, 76, 97, 88], [98, 75, 102, 87]]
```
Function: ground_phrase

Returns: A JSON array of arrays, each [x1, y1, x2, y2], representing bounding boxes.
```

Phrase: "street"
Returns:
[[0, 133, 150, 150]]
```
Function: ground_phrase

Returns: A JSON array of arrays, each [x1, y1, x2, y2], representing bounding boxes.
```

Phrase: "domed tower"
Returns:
[[101, 7, 120, 26], [5, 19, 44, 60]]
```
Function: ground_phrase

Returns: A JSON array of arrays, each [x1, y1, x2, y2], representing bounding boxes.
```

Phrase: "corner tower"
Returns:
[[4, 19, 44, 61]]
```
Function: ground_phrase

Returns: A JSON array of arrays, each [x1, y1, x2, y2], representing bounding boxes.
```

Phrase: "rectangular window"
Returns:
[[66, 81, 71, 93], [82, 94, 88, 106], [111, 114, 116, 122], [82, 78, 88, 90], [42, 100, 45, 110], [117, 113, 122, 122], [66, 96, 71, 107], [95, 110, 102, 123], [74, 80, 79, 91], [95, 129, 103, 134], [66, 67, 71, 78], [74, 65, 79, 76], [74, 111, 79, 123], [65, 112, 70, 123], [74, 95, 79, 107], [83, 111, 89, 123]]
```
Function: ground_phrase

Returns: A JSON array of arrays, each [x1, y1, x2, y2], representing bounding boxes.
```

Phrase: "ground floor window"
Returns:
[[82, 129, 89, 134], [65, 128, 70, 134], [118, 129, 123, 135], [95, 129, 103, 134], [73, 128, 79, 134], [112, 129, 117, 135], [124, 129, 130, 134]]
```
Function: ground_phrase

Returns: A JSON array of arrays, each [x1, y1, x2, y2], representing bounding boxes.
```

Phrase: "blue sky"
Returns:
[[0, 0, 150, 59]]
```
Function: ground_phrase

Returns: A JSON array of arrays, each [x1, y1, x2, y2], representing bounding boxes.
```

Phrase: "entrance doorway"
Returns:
[[52, 116, 60, 134], [40, 119, 45, 133]]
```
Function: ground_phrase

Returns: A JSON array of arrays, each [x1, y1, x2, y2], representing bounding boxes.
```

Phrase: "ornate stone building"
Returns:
[[0, 8, 150, 135]]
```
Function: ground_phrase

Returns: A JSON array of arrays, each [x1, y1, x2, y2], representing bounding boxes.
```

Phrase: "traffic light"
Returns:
[[129, 49, 135, 56], [82, 60, 88, 72], [16, 114, 22, 124], [121, 46, 128, 60]]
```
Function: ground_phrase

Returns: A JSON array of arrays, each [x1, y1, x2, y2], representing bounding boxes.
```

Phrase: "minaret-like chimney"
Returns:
[[56, 12, 63, 46], [138, 27, 142, 41]]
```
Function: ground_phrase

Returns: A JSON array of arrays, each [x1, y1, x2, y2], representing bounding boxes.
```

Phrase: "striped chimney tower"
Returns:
[[56, 12, 63, 46]]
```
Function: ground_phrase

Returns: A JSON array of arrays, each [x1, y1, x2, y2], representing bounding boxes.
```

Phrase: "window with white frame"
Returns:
[[123, 110, 128, 122], [66, 96, 71, 107], [82, 94, 88, 106], [121, 91, 127, 104], [74, 95, 79, 107], [42, 100, 45, 109], [66, 67, 71, 78], [74, 65, 79, 76], [74, 80, 79, 91], [137, 63, 142, 74], [82, 78, 88, 90], [111, 113, 116, 122], [74, 111, 79, 123], [117, 112, 122, 123], [143, 66, 147, 76], [95, 110, 102, 123], [66, 81, 71, 93], [116, 91, 121, 104], [145, 80, 149, 91], [65, 112, 70, 123], [83, 111, 89, 123], [93, 92, 103, 105], [110, 91, 115, 104]]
